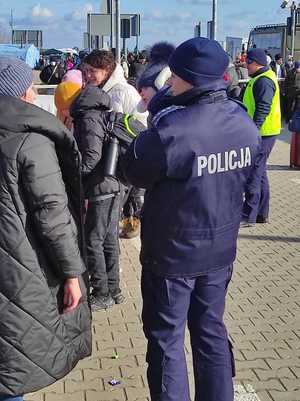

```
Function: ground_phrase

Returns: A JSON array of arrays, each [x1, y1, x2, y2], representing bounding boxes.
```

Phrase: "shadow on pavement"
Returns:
[[267, 164, 295, 171], [238, 234, 300, 242]]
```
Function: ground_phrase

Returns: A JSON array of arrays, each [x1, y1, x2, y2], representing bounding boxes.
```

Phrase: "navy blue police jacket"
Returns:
[[122, 83, 261, 277]]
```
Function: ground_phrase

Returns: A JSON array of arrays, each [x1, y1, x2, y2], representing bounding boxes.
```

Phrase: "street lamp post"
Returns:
[[9, 9, 14, 44], [281, 1, 299, 57], [212, 0, 217, 40], [87, 13, 92, 52], [110, 0, 114, 49], [115, 0, 121, 63], [291, 1, 297, 57]]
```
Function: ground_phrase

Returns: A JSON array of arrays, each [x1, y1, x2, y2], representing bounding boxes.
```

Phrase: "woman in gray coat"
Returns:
[[0, 57, 92, 401]]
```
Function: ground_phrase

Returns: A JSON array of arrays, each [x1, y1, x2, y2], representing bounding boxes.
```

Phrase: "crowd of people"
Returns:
[[0, 36, 296, 401], [39, 52, 81, 84], [38, 46, 300, 122]]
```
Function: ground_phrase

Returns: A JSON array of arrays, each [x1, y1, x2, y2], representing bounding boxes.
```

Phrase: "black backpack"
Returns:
[[106, 111, 145, 149], [103, 111, 146, 184], [83, 111, 146, 189]]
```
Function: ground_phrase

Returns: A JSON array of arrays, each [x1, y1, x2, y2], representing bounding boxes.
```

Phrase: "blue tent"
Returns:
[[0, 44, 40, 68]]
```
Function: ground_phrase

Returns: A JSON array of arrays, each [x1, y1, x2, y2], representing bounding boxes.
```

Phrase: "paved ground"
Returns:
[[25, 133, 300, 401]]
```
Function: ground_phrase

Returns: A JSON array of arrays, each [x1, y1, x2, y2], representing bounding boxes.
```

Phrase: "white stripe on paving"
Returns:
[[235, 384, 261, 401], [291, 178, 300, 185]]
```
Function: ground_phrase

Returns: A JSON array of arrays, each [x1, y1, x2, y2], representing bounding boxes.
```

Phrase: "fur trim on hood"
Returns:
[[137, 42, 175, 91], [149, 42, 176, 64]]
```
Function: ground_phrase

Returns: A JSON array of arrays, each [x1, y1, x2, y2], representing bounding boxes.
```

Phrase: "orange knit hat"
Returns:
[[54, 81, 81, 110]]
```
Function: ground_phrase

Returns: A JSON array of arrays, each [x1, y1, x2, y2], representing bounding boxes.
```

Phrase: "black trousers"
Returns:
[[122, 186, 145, 218], [243, 136, 276, 222], [284, 95, 295, 122], [85, 195, 120, 296]]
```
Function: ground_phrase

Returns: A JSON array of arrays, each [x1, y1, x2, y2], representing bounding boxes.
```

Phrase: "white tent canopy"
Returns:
[[57, 48, 79, 55], [0, 44, 40, 68]]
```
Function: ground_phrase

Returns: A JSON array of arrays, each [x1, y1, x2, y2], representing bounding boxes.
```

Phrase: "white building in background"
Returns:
[[226, 36, 243, 59]]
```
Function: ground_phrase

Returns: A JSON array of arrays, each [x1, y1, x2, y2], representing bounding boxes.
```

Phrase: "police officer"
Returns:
[[122, 38, 260, 401], [242, 48, 281, 226]]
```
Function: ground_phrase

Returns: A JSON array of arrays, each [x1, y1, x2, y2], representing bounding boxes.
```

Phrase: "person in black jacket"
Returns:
[[270, 54, 286, 79], [39, 60, 66, 85], [284, 60, 300, 121], [71, 85, 125, 311], [0, 57, 91, 401], [270, 54, 287, 118]]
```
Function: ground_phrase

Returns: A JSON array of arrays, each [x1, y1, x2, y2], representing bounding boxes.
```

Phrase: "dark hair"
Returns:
[[275, 54, 282, 61], [84, 50, 116, 77]]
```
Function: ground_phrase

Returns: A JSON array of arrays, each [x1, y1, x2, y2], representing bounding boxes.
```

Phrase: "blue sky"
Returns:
[[0, 0, 290, 49]]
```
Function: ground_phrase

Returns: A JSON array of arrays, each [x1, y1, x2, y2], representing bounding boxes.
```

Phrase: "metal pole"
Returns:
[[291, 1, 296, 57], [10, 9, 14, 44], [212, 0, 217, 41], [110, 0, 114, 49], [123, 37, 126, 55], [115, 0, 121, 62], [136, 36, 139, 53], [88, 13, 92, 52]]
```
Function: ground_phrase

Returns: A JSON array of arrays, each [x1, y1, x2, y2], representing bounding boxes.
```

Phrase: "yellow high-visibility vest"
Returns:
[[243, 69, 281, 136]]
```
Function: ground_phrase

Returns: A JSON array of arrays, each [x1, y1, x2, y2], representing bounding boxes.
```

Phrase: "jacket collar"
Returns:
[[71, 85, 111, 118], [148, 79, 228, 117], [250, 66, 270, 78], [170, 86, 228, 107], [102, 64, 127, 92], [0, 95, 79, 160]]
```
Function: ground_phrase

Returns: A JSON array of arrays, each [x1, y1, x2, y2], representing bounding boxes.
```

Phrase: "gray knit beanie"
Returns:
[[0, 57, 33, 97]]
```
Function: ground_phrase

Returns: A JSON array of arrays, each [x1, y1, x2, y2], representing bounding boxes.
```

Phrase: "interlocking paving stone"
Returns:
[[86, 389, 126, 401], [280, 379, 300, 391], [269, 390, 300, 401], [253, 367, 296, 381], [64, 378, 104, 393], [23, 393, 43, 401], [42, 381, 64, 394], [44, 392, 85, 401], [24, 133, 300, 400]]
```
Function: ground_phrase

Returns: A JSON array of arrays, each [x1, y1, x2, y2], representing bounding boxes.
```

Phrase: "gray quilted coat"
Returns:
[[0, 96, 92, 396]]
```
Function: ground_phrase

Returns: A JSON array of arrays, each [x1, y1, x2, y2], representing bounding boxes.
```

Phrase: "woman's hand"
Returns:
[[63, 277, 82, 313]]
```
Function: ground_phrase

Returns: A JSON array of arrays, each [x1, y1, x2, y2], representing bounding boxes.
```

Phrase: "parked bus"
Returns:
[[248, 21, 300, 60]]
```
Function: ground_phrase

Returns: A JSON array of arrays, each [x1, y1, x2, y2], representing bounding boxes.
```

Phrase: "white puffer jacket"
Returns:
[[103, 64, 148, 126]]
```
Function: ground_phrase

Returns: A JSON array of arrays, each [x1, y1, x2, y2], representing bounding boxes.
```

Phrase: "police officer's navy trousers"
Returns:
[[141, 265, 235, 401], [243, 136, 276, 223]]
